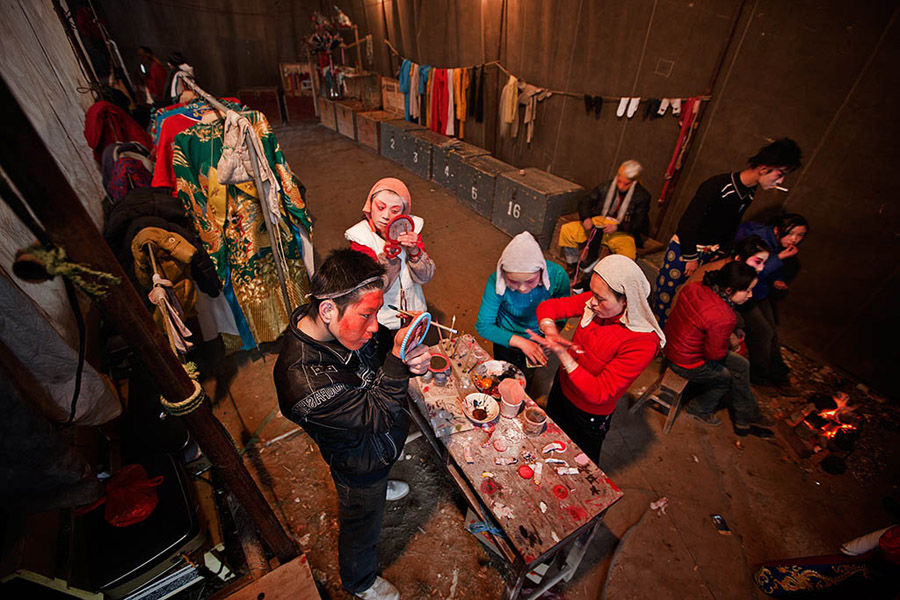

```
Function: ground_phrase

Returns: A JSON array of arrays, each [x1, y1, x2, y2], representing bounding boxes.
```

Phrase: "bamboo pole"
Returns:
[[0, 77, 297, 564]]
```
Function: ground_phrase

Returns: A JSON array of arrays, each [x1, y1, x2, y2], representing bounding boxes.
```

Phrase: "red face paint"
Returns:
[[333, 290, 383, 350]]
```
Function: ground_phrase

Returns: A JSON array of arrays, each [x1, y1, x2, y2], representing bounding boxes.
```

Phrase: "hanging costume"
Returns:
[[84, 100, 153, 162], [344, 178, 434, 329], [173, 109, 312, 349]]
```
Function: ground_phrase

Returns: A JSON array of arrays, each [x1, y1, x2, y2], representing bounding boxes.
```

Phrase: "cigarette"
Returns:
[[775, 186, 789, 192]]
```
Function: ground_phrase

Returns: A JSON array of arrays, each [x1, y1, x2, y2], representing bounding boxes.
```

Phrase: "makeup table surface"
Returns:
[[408, 339, 623, 599]]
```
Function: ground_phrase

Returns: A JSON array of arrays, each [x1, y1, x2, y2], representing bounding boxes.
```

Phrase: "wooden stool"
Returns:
[[631, 364, 689, 433]]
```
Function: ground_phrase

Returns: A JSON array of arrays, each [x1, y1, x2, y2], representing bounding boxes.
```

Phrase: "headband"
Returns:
[[308, 275, 384, 300]]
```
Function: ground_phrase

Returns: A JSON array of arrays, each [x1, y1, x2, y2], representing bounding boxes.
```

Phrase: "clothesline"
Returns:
[[384, 39, 710, 103]]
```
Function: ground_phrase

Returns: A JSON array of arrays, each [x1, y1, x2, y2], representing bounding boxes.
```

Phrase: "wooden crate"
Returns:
[[356, 110, 401, 152], [433, 140, 490, 190], [238, 87, 282, 125], [492, 168, 585, 249], [335, 99, 366, 140], [317, 96, 337, 130], [381, 77, 404, 116], [283, 94, 316, 121], [379, 119, 424, 164], [404, 129, 453, 180], [343, 71, 382, 108], [454, 154, 517, 219]]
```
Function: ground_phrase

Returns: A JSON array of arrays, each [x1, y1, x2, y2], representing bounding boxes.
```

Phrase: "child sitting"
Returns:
[[476, 232, 569, 381]]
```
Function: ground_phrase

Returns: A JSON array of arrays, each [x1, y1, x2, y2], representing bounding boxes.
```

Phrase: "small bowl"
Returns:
[[462, 393, 499, 425]]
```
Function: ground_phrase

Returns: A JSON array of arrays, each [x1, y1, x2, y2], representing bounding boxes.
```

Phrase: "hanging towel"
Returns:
[[445, 68, 456, 136], [455, 67, 468, 138], [409, 64, 420, 120], [418, 65, 432, 126], [499, 75, 518, 137], [475, 65, 485, 123], [467, 67, 478, 119], [513, 82, 552, 143], [579, 255, 665, 347], [398, 59, 412, 121], [430, 69, 449, 133]]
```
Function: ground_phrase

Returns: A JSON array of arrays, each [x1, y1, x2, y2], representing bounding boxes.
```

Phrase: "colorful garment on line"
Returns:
[[173, 110, 312, 349]]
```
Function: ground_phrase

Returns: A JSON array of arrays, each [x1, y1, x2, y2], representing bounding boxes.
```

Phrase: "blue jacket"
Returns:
[[476, 262, 570, 347], [736, 221, 783, 300]]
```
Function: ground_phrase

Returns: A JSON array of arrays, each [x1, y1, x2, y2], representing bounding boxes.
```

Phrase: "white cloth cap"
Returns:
[[495, 232, 550, 295], [579, 254, 666, 347]]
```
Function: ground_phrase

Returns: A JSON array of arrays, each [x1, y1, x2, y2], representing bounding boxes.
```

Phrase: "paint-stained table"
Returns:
[[408, 340, 623, 599]]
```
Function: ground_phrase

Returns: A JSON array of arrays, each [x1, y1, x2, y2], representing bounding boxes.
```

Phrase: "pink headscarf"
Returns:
[[363, 177, 412, 219]]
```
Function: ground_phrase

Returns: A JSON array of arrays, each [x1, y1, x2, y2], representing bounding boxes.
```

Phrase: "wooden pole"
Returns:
[[0, 78, 298, 564]]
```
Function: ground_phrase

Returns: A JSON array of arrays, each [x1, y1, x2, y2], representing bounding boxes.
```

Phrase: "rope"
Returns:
[[16, 244, 121, 298], [384, 39, 710, 102], [466, 520, 505, 536], [159, 362, 205, 416]]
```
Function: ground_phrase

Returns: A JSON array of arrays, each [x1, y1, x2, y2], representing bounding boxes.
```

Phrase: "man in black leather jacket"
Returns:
[[274, 249, 430, 600]]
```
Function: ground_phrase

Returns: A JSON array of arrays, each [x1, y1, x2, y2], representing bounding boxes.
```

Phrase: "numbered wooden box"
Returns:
[[317, 97, 337, 130], [335, 99, 365, 140], [454, 155, 517, 219], [492, 168, 585, 249], [433, 141, 490, 190], [356, 110, 401, 152], [380, 119, 424, 164], [403, 130, 453, 179]]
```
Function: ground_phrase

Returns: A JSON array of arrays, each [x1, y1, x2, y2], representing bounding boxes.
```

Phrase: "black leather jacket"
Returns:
[[273, 306, 411, 486]]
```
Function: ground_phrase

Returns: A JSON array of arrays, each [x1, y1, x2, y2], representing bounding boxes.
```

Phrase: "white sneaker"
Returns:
[[355, 575, 400, 600], [385, 479, 409, 501]]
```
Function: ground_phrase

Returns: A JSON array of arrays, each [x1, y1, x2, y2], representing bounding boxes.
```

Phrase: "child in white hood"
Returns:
[[475, 232, 569, 380]]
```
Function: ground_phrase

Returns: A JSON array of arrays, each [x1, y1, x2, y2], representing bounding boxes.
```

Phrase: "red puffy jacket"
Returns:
[[663, 282, 735, 369]]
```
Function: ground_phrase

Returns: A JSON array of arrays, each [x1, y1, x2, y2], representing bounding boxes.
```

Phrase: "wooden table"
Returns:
[[408, 340, 623, 599]]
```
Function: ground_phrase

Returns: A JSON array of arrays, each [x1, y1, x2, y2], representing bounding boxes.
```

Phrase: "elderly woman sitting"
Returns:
[[531, 255, 664, 463]]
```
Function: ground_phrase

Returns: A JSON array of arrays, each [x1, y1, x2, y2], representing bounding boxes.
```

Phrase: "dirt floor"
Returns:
[[201, 122, 899, 599]]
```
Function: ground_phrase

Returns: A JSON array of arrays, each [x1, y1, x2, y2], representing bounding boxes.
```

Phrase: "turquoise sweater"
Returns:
[[476, 262, 570, 347]]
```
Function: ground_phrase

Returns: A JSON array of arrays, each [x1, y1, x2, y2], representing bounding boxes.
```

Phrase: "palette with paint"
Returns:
[[470, 360, 526, 398]]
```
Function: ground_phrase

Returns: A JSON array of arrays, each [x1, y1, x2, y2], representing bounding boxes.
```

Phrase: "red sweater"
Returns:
[[84, 101, 153, 162], [663, 282, 735, 369], [536, 292, 659, 415]]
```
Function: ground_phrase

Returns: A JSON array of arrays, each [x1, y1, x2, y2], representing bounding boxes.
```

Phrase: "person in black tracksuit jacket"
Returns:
[[274, 249, 430, 599], [652, 138, 802, 327]]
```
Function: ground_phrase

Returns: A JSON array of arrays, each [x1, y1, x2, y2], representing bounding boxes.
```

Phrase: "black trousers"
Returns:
[[331, 473, 389, 593], [546, 374, 614, 464]]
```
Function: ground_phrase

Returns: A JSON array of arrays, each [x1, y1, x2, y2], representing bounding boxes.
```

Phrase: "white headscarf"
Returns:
[[495, 232, 550, 295], [579, 254, 666, 347]]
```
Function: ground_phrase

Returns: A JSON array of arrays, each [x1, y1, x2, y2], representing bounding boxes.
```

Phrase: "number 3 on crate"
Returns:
[[507, 201, 521, 219]]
